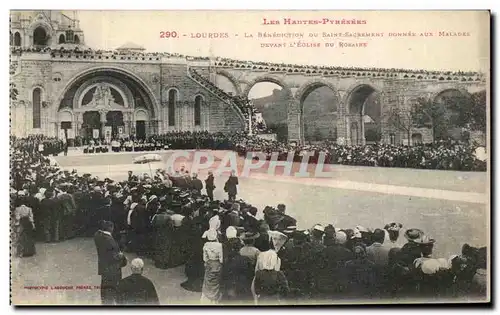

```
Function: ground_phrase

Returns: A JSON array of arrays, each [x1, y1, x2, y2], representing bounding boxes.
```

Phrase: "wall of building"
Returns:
[[10, 55, 245, 138]]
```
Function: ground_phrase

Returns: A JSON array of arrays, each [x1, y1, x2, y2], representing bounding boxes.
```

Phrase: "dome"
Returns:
[[116, 41, 145, 52]]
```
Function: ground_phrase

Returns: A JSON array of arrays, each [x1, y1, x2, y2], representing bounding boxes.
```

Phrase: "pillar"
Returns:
[[287, 98, 301, 143], [99, 110, 107, 138], [360, 114, 366, 145]]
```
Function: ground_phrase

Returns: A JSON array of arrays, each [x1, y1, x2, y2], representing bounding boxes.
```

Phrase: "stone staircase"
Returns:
[[187, 66, 249, 126]]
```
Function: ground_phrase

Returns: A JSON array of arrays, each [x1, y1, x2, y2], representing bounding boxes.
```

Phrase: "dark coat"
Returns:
[[94, 230, 125, 276], [205, 175, 215, 190], [57, 192, 76, 216], [224, 176, 238, 196], [191, 178, 203, 192], [116, 274, 160, 305], [222, 254, 254, 301], [39, 197, 59, 221]]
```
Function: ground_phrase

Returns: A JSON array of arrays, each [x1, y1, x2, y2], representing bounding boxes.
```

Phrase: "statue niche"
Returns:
[[82, 84, 125, 111]]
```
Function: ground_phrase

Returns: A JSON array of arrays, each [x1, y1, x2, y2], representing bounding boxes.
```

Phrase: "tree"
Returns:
[[385, 107, 417, 146], [268, 122, 288, 142], [413, 97, 447, 142], [313, 127, 323, 141], [414, 90, 487, 142], [470, 90, 487, 133]]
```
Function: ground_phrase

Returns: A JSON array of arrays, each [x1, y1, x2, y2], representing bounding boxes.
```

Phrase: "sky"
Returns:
[[74, 10, 489, 97]]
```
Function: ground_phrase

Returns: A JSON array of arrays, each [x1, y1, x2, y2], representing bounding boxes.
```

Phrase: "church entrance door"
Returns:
[[136, 121, 146, 140]]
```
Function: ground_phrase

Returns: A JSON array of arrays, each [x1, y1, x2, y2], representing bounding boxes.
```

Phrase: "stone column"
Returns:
[[99, 110, 107, 138], [360, 114, 366, 145], [287, 98, 301, 143]]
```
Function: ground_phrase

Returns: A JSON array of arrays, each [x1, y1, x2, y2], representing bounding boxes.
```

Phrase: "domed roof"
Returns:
[[116, 42, 145, 51]]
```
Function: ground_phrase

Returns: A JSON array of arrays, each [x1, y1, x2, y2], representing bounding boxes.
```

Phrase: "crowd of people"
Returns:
[[10, 134, 488, 305], [76, 131, 486, 172], [11, 135, 66, 157]]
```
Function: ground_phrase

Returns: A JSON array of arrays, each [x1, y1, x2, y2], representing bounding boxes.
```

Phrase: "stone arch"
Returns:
[[431, 87, 471, 102], [215, 69, 242, 95], [295, 79, 341, 104], [58, 109, 73, 122], [165, 87, 181, 102], [343, 82, 381, 145], [56, 66, 160, 119], [72, 76, 134, 110], [58, 34, 65, 44], [31, 23, 52, 46], [242, 75, 293, 99], [134, 109, 149, 121], [295, 79, 341, 142], [344, 83, 381, 115]]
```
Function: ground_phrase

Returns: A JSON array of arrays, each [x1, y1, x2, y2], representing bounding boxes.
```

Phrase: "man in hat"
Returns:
[[57, 186, 77, 240], [344, 245, 378, 298], [280, 230, 313, 299], [191, 173, 203, 194], [399, 228, 425, 267], [274, 204, 297, 232], [205, 171, 216, 201], [224, 170, 238, 202], [116, 258, 159, 305], [94, 220, 126, 305]]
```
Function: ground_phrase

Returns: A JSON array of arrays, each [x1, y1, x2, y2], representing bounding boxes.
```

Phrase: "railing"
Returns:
[[187, 66, 249, 128], [9, 47, 485, 82]]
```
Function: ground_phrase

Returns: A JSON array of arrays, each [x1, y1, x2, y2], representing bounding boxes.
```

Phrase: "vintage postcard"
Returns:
[[9, 10, 490, 305]]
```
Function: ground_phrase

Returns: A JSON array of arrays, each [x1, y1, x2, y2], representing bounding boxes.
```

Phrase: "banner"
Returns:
[[118, 126, 124, 138], [67, 129, 75, 139], [93, 129, 100, 139], [104, 126, 112, 142], [58, 129, 66, 141]]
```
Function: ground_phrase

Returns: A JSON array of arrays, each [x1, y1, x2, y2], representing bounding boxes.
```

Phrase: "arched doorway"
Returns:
[[33, 26, 48, 46], [82, 111, 101, 139], [74, 35, 80, 44], [297, 83, 339, 143], [412, 133, 423, 145], [58, 67, 158, 138], [346, 84, 379, 145], [135, 110, 148, 140], [59, 34, 65, 44], [106, 111, 124, 138], [14, 32, 21, 46]]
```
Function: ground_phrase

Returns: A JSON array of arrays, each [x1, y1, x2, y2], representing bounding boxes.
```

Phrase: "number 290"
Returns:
[[160, 31, 178, 38]]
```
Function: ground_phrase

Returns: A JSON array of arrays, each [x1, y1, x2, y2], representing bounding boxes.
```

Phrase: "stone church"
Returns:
[[9, 10, 246, 141]]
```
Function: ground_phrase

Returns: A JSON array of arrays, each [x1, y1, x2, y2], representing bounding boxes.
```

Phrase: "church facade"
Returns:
[[10, 11, 246, 141]]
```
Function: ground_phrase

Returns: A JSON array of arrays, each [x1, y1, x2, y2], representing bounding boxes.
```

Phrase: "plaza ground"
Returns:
[[11, 150, 489, 305]]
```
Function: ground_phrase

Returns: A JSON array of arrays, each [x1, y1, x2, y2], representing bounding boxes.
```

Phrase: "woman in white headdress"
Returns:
[[200, 229, 224, 304]]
